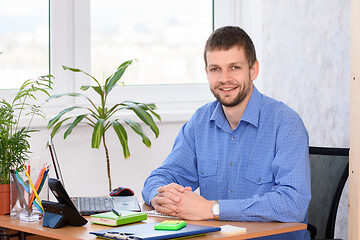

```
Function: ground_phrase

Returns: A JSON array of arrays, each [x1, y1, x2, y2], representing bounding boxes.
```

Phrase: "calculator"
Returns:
[[154, 220, 187, 230]]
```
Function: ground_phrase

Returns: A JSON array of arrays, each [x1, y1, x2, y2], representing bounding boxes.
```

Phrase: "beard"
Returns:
[[210, 87, 246, 107], [210, 78, 252, 108]]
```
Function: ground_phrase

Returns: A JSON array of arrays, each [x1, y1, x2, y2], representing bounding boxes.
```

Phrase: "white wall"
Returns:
[[28, 119, 186, 198], [258, 0, 350, 148]]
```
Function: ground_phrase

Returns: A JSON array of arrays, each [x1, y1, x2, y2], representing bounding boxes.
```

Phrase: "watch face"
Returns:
[[212, 202, 219, 216]]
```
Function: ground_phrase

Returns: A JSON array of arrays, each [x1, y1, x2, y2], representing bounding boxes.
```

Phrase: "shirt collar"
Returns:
[[210, 101, 231, 132], [210, 101, 232, 133], [241, 85, 260, 128], [210, 85, 261, 131]]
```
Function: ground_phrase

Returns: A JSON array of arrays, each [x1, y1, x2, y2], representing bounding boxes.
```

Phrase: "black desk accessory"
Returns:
[[42, 178, 87, 229]]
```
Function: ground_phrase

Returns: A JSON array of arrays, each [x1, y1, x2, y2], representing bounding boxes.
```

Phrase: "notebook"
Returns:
[[48, 137, 141, 215], [90, 210, 147, 226], [90, 222, 221, 240]]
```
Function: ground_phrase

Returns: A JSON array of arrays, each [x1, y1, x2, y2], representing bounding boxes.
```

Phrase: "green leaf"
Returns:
[[49, 117, 72, 139], [63, 65, 102, 88], [138, 103, 161, 121], [31, 86, 52, 97], [112, 120, 130, 159], [121, 101, 159, 138], [80, 85, 103, 97], [105, 60, 133, 86], [80, 85, 91, 91], [124, 119, 151, 147], [62, 66, 82, 72], [64, 114, 88, 138], [47, 106, 83, 128], [92, 86, 103, 96], [47, 92, 90, 101], [91, 119, 105, 148], [105, 60, 133, 94], [144, 103, 157, 110]]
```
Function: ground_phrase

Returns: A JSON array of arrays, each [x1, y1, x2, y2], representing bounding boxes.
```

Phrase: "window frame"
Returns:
[[6, 0, 255, 125]]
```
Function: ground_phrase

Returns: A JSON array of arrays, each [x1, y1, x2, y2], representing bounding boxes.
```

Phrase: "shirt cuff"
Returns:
[[147, 189, 159, 208], [218, 198, 257, 221]]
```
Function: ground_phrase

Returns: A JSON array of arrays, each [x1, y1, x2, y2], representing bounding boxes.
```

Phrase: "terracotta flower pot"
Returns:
[[0, 184, 10, 215]]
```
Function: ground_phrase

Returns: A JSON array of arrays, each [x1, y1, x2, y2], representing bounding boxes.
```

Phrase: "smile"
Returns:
[[219, 86, 237, 91]]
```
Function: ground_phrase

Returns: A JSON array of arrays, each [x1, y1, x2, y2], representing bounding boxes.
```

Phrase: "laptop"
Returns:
[[48, 137, 141, 215]]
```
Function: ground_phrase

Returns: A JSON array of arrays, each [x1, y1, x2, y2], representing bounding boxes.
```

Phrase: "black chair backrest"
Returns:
[[308, 146, 349, 239]]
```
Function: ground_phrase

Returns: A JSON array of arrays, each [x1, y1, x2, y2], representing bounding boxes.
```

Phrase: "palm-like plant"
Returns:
[[47, 60, 161, 191]]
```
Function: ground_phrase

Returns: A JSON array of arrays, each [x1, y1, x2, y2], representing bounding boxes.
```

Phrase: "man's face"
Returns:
[[205, 46, 258, 108]]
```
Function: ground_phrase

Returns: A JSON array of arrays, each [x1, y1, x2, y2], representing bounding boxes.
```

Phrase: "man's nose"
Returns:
[[219, 69, 232, 82]]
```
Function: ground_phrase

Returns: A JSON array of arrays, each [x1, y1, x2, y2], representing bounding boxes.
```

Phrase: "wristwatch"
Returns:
[[211, 201, 220, 220]]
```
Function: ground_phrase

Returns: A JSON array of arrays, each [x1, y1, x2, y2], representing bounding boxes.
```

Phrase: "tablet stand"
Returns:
[[42, 200, 87, 229]]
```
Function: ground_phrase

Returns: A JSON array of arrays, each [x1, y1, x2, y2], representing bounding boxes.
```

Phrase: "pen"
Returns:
[[112, 208, 121, 217], [29, 165, 46, 208], [25, 170, 44, 212], [27, 160, 30, 176]]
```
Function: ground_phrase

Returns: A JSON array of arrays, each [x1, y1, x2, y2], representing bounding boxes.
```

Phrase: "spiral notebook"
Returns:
[[144, 210, 180, 219]]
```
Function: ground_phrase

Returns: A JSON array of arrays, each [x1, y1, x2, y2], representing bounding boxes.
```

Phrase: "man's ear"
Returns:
[[250, 61, 259, 81]]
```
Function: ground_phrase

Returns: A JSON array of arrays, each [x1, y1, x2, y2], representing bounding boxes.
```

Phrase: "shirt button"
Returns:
[[229, 190, 233, 194], [230, 162, 234, 166], [258, 177, 261, 183], [231, 136, 235, 140], [201, 170, 204, 175]]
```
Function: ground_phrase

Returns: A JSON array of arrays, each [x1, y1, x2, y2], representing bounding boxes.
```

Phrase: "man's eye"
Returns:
[[232, 66, 240, 70], [210, 67, 219, 72]]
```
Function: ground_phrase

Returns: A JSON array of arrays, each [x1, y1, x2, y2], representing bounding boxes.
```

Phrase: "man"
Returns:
[[142, 26, 311, 239]]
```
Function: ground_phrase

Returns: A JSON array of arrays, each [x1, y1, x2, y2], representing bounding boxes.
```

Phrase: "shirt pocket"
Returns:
[[198, 164, 217, 178], [198, 164, 218, 199], [244, 171, 273, 186]]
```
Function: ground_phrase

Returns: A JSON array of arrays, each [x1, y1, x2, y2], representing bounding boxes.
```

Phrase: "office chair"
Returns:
[[307, 146, 349, 240]]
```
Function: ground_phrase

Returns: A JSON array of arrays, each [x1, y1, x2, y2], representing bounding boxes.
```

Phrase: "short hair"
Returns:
[[204, 26, 257, 67]]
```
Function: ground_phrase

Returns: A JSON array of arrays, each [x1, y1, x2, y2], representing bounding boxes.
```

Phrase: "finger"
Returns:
[[184, 186, 192, 191], [154, 203, 178, 215], [158, 190, 181, 203], [169, 182, 186, 192], [157, 184, 185, 203], [158, 183, 185, 194], [153, 194, 172, 206]]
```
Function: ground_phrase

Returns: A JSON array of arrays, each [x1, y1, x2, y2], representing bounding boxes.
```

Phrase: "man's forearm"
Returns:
[[218, 188, 310, 222]]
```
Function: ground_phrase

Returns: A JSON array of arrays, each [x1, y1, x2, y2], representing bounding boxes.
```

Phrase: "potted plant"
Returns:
[[47, 60, 161, 191], [0, 76, 53, 214]]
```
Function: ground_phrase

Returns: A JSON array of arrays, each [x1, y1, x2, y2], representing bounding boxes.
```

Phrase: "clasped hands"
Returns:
[[150, 183, 215, 220]]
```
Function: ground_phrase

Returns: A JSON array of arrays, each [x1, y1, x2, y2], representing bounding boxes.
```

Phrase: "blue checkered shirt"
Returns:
[[142, 86, 311, 239]]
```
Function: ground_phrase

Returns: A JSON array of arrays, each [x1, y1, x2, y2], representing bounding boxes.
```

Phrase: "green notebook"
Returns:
[[90, 210, 147, 226]]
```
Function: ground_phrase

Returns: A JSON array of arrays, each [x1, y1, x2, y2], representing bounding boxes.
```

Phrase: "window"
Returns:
[[90, 0, 212, 86], [0, 1, 49, 90], [51, 0, 219, 116], [2, 0, 242, 121]]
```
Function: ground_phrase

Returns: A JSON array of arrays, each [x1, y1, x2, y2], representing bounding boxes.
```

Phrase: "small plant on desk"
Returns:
[[0, 75, 53, 185]]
